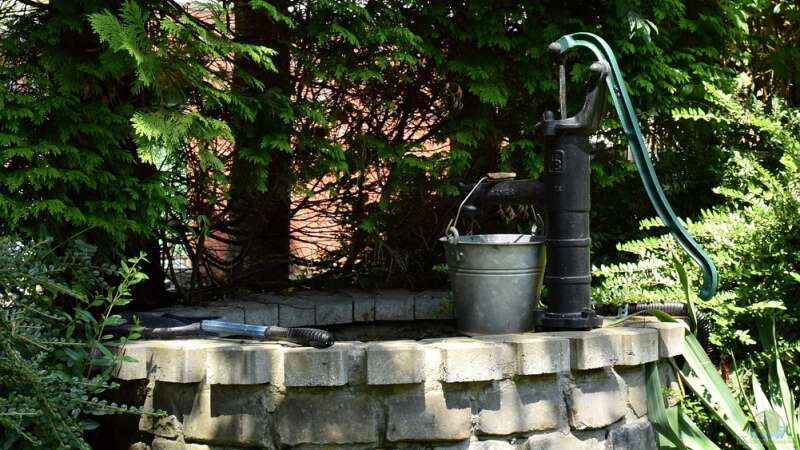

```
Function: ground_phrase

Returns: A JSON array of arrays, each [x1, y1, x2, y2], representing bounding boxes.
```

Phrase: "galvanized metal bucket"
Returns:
[[441, 233, 546, 334], [441, 176, 546, 335]]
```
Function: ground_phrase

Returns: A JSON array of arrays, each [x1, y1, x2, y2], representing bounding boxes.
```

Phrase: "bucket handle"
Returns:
[[446, 176, 488, 246]]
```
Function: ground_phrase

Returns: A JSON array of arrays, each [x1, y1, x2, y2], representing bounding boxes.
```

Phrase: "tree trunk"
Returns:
[[55, 0, 168, 307], [127, 230, 166, 308], [229, 0, 293, 288]]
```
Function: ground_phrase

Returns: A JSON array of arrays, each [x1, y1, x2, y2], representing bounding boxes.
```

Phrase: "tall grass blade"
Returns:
[[758, 319, 799, 448], [666, 404, 722, 450], [678, 334, 765, 450], [645, 361, 687, 449], [672, 255, 698, 333], [738, 358, 777, 450]]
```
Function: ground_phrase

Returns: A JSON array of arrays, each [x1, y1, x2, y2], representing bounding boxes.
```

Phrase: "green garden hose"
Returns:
[[551, 32, 719, 299]]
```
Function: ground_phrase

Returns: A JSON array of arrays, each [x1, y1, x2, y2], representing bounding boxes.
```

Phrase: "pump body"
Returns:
[[458, 62, 607, 330]]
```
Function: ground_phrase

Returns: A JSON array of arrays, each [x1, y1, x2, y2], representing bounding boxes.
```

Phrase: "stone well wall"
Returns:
[[112, 311, 683, 450]]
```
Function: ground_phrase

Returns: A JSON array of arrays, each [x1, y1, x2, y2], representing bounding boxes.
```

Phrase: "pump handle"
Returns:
[[487, 172, 516, 181], [550, 33, 718, 299]]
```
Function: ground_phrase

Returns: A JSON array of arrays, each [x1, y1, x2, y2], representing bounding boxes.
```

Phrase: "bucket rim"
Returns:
[[439, 234, 545, 246]]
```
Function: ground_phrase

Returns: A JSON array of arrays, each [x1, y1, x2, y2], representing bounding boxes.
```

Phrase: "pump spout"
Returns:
[[456, 179, 545, 214]]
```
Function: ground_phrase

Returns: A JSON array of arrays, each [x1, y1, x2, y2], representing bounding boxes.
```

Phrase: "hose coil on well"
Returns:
[[626, 302, 718, 364]]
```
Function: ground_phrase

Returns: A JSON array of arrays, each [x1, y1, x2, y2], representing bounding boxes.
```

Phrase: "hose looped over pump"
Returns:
[[550, 33, 718, 300]]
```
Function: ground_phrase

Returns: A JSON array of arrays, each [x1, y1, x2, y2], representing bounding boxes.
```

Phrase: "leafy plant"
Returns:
[[0, 1, 174, 261], [636, 258, 799, 450], [0, 237, 158, 449], [594, 79, 800, 354], [81, 0, 755, 292]]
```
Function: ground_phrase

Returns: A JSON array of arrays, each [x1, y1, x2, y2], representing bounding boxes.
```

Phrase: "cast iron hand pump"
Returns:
[[457, 33, 718, 331], [551, 32, 718, 300]]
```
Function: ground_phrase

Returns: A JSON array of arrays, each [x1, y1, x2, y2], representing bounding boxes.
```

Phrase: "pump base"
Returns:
[[534, 308, 603, 331]]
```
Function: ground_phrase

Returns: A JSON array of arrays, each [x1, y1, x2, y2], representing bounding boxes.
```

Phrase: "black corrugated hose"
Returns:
[[626, 302, 718, 365]]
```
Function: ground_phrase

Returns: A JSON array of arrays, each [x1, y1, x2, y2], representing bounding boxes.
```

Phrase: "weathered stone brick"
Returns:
[[276, 390, 380, 445], [542, 329, 622, 370], [151, 438, 211, 450], [431, 442, 469, 450], [436, 441, 515, 450], [375, 289, 415, 321], [137, 380, 157, 434], [147, 340, 233, 383], [284, 345, 348, 386], [659, 362, 681, 407], [435, 339, 504, 382], [152, 414, 182, 438], [646, 321, 685, 358], [506, 334, 570, 375], [566, 368, 627, 430], [278, 301, 316, 327], [139, 381, 193, 435], [366, 341, 425, 385], [476, 377, 563, 435], [617, 328, 659, 366], [471, 335, 517, 378], [119, 304, 665, 450], [414, 291, 455, 320], [183, 384, 274, 448], [316, 296, 354, 325], [524, 432, 605, 450], [469, 441, 516, 450], [239, 299, 279, 326], [617, 366, 647, 417], [386, 390, 472, 442], [423, 345, 444, 383], [352, 292, 376, 322], [111, 341, 150, 380], [205, 344, 283, 385], [607, 419, 656, 449], [624, 318, 686, 358], [152, 305, 245, 323], [344, 342, 367, 385]]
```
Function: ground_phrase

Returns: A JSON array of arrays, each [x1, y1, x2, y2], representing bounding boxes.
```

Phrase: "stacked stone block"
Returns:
[[151, 290, 454, 328], [112, 319, 683, 450]]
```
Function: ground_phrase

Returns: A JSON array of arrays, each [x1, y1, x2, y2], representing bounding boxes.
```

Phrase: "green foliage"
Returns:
[[596, 82, 800, 448], [640, 305, 799, 448], [0, 237, 158, 449], [90, 0, 753, 289], [645, 361, 722, 450], [745, 0, 800, 106], [0, 2, 172, 252], [747, 320, 800, 449], [3, 0, 753, 291], [89, 0, 275, 179], [0, 0, 278, 296], [595, 81, 800, 352], [277, 0, 750, 284]]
